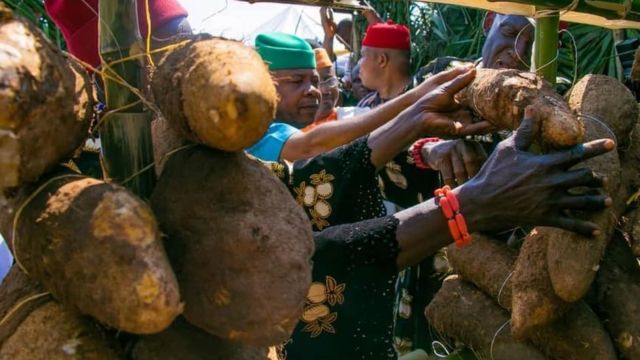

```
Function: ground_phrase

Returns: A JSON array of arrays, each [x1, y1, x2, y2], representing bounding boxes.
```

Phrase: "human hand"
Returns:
[[422, 139, 487, 187], [404, 68, 493, 137], [320, 7, 336, 37], [457, 107, 615, 237], [361, 7, 383, 25]]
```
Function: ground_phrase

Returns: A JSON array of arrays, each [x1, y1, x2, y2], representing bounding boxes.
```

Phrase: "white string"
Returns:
[[514, 23, 533, 70], [496, 271, 514, 309], [560, 28, 579, 88], [579, 113, 619, 145], [431, 340, 451, 358], [490, 319, 511, 360]]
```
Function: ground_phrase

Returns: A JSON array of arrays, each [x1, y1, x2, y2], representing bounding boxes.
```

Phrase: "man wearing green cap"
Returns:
[[247, 32, 481, 163]]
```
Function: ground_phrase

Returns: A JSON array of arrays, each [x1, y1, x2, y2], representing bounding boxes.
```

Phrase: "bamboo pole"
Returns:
[[99, 0, 155, 199], [534, 10, 560, 84]]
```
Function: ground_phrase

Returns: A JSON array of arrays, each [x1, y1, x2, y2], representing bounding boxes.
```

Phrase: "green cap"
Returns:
[[255, 32, 316, 71]]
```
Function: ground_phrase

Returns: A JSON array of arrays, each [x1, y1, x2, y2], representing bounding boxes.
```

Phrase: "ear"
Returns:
[[377, 52, 389, 68], [483, 12, 496, 36]]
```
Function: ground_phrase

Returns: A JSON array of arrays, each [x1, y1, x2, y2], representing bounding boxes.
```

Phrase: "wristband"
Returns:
[[434, 185, 472, 247], [410, 137, 440, 170]]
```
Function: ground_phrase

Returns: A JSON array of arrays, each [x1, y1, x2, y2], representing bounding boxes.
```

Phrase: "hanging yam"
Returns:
[[511, 229, 570, 338], [425, 276, 547, 360], [131, 318, 268, 360], [0, 4, 93, 189], [566, 74, 638, 149], [455, 68, 583, 148], [446, 233, 516, 309], [545, 81, 626, 303], [151, 35, 277, 151], [150, 146, 314, 346], [596, 233, 640, 360], [0, 172, 181, 334], [0, 300, 120, 360]]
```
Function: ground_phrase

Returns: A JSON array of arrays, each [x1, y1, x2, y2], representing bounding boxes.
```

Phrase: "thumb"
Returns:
[[513, 106, 540, 150], [441, 68, 477, 96]]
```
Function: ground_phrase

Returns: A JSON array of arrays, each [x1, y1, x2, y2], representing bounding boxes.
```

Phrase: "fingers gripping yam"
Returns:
[[1, 174, 181, 334], [455, 69, 583, 147]]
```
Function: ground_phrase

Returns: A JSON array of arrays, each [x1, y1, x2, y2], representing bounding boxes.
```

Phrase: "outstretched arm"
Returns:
[[281, 67, 485, 162]]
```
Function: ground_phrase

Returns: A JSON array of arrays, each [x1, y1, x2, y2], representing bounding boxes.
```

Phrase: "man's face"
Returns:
[[316, 66, 339, 119], [350, 63, 370, 100], [359, 46, 380, 91], [482, 15, 534, 70], [272, 69, 321, 128]]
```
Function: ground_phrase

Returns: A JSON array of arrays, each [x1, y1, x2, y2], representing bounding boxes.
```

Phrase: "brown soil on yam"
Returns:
[[151, 146, 314, 346], [1, 173, 181, 334], [0, 266, 48, 343], [511, 229, 570, 338], [545, 88, 623, 303], [596, 234, 640, 359], [425, 276, 547, 360], [151, 35, 277, 151], [567, 75, 638, 149], [132, 318, 268, 360], [0, 301, 119, 360], [455, 68, 582, 148], [446, 233, 516, 309], [0, 5, 93, 189]]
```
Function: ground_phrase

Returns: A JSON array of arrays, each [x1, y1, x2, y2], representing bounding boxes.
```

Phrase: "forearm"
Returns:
[[323, 33, 336, 62], [394, 185, 479, 269], [283, 94, 417, 161], [367, 109, 424, 169]]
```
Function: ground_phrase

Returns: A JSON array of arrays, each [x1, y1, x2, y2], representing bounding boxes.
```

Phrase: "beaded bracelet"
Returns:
[[434, 185, 472, 247], [410, 137, 440, 170]]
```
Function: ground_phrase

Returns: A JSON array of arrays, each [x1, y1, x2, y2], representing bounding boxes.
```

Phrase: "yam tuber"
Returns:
[[455, 68, 583, 148], [0, 172, 181, 334], [151, 146, 314, 345], [151, 35, 277, 151], [0, 4, 93, 189]]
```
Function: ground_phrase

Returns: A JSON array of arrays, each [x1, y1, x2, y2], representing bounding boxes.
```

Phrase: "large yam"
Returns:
[[511, 229, 570, 338], [151, 146, 314, 345], [596, 233, 640, 359], [446, 233, 516, 309], [546, 84, 624, 303], [0, 173, 181, 334], [0, 5, 93, 189], [132, 318, 268, 360], [425, 276, 546, 360], [455, 68, 582, 148], [566, 75, 638, 149], [151, 35, 277, 151], [0, 301, 119, 360], [447, 235, 616, 359]]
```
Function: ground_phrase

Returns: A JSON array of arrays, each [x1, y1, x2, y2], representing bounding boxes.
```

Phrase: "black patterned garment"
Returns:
[[264, 137, 400, 359]]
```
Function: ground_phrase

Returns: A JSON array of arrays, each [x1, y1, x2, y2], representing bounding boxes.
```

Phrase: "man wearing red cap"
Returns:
[[357, 20, 413, 109]]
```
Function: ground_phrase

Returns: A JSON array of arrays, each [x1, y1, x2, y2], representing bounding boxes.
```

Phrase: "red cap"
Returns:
[[44, 0, 188, 68], [362, 20, 410, 50]]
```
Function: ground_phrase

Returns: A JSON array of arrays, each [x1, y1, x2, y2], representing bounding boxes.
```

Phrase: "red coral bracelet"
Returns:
[[411, 137, 440, 170], [434, 185, 472, 247]]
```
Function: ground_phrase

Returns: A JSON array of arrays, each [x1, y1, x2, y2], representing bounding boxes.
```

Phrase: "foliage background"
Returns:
[[354, 1, 639, 83]]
